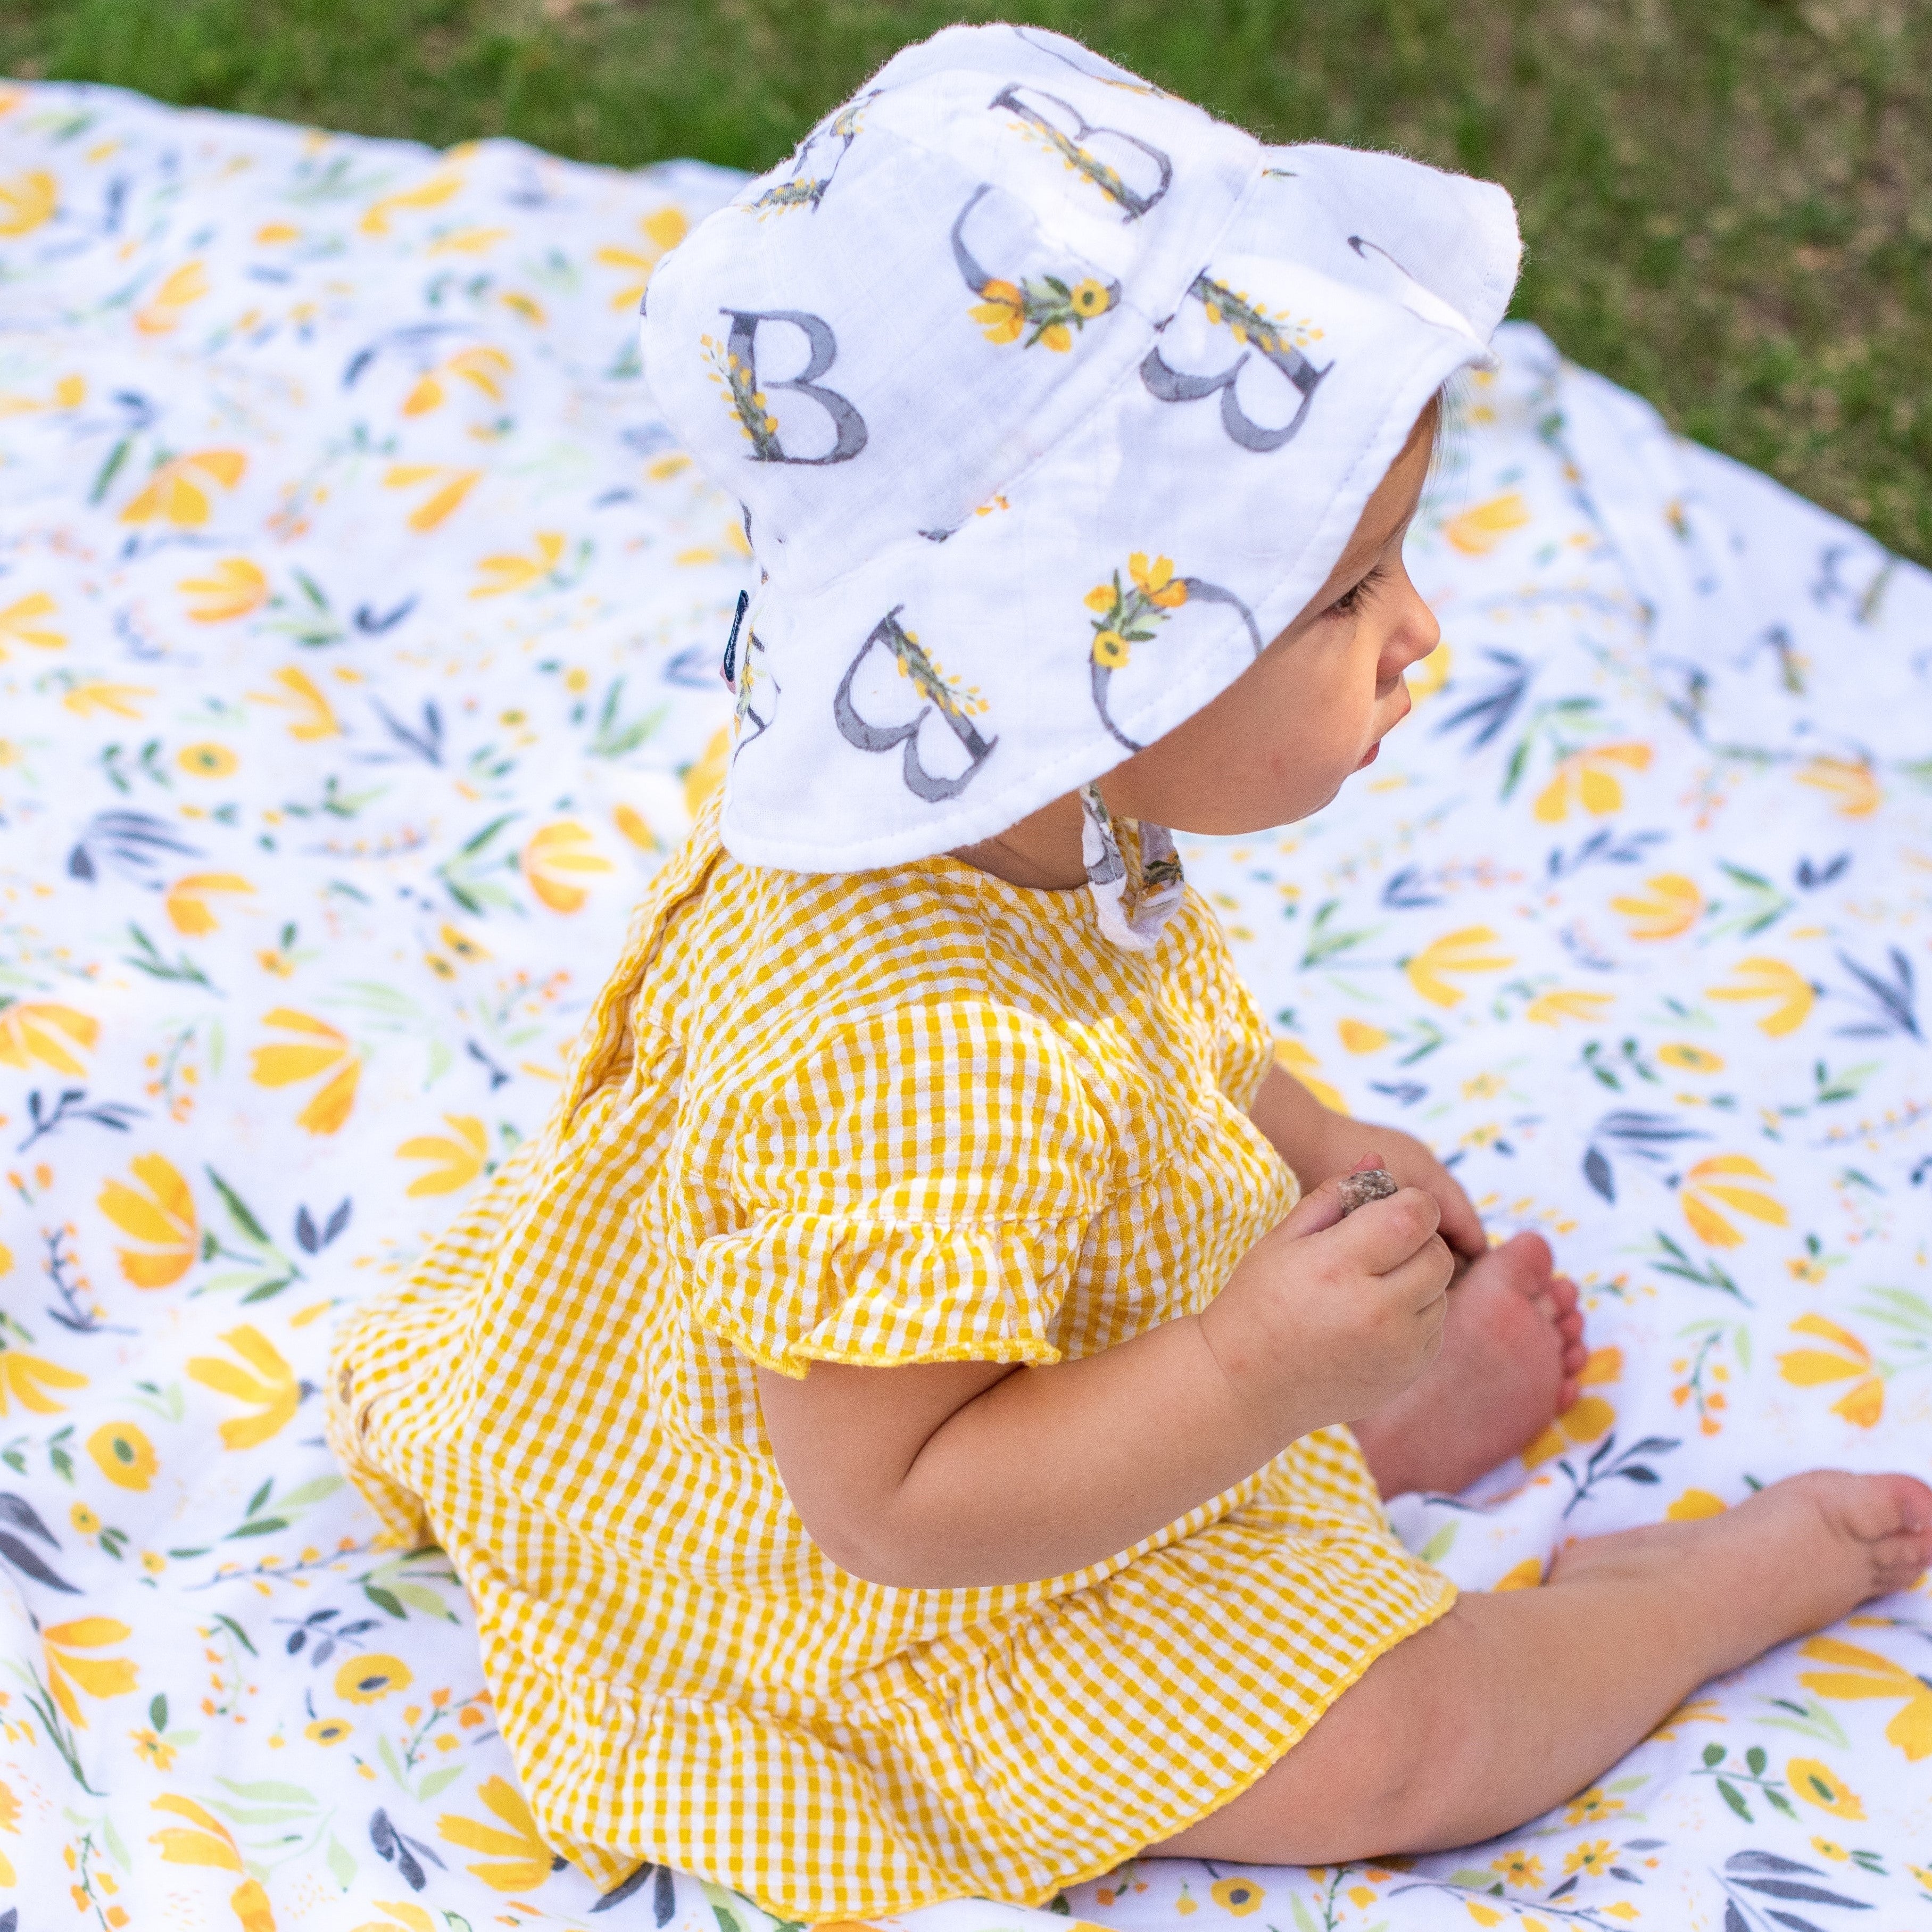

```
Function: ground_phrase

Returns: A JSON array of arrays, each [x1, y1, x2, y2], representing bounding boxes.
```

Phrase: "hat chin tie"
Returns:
[[1079, 782, 1185, 953]]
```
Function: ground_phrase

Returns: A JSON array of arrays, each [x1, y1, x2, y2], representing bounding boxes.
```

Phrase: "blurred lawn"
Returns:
[[5, 0, 1928, 563]]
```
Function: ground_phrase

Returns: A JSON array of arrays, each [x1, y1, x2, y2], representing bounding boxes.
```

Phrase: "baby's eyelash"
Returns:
[[1330, 561, 1386, 616]]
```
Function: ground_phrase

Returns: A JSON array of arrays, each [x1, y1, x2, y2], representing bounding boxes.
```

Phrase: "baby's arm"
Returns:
[[757, 1173, 1453, 1589]]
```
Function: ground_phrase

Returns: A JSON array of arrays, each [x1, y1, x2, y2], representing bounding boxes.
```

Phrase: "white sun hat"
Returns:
[[641, 21, 1520, 881]]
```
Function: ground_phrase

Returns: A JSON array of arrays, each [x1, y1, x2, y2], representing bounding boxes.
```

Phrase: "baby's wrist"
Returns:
[[1194, 1276, 1322, 1455]]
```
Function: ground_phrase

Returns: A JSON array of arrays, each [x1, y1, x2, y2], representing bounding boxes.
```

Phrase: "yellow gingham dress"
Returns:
[[326, 798, 1454, 1917]]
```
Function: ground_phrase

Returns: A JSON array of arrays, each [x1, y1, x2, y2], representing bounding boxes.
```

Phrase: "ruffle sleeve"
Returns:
[[691, 1212, 1092, 1374], [687, 995, 1110, 1375]]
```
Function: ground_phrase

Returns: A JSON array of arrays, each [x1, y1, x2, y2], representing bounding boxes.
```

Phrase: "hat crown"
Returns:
[[646, 27, 1260, 587]]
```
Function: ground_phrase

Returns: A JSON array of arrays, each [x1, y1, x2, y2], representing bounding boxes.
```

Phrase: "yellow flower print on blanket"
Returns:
[[1678, 1155, 1787, 1249], [187, 1326, 302, 1449], [1777, 1293, 1932, 1429], [0, 1342, 87, 1416], [397, 1115, 488, 1197], [402, 345, 511, 417], [250, 1010, 360, 1133], [1533, 742, 1652, 822], [0, 999, 97, 1074], [438, 1776, 555, 1892], [1612, 872, 1702, 940], [1403, 926, 1516, 1007], [521, 819, 613, 913], [1443, 491, 1532, 557], [97, 1154, 198, 1287], [248, 667, 340, 740], [134, 259, 213, 336], [87, 1421, 159, 1490], [150, 1795, 276, 1932], [0, 588, 64, 654], [1706, 956, 1816, 1035], [178, 557, 270, 623], [120, 449, 246, 526], [1798, 1640, 1932, 1762], [383, 463, 482, 532], [43, 1619, 138, 1727], [596, 206, 689, 309], [165, 873, 254, 935], [0, 165, 58, 235]]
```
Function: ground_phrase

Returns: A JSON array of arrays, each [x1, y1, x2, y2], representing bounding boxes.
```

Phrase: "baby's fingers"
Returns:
[[1377, 1232, 1457, 1314], [1328, 1184, 1442, 1274]]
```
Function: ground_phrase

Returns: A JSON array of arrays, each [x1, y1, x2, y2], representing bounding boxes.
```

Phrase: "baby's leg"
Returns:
[[1147, 1470, 1932, 1863]]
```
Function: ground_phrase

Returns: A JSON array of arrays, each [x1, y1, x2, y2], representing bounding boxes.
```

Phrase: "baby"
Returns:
[[327, 24, 1932, 1922]]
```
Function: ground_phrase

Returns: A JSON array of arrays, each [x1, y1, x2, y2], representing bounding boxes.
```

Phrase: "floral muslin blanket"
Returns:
[[3, 77, 1931, 1932]]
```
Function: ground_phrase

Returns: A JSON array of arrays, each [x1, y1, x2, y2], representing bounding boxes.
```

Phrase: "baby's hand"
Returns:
[[1202, 1155, 1454, 1434], [1303, 1114, 1486, 1259]]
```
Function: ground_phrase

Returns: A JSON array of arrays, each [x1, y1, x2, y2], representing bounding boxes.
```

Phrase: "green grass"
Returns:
[[5, 0, 1929, 564]]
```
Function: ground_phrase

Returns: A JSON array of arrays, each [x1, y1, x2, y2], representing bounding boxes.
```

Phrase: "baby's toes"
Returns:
[[1481, 1231, 1555, 1304], [1867, 1498, 1932, 1594]]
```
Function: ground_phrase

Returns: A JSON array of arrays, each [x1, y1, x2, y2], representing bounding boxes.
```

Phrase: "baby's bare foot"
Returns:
[[1352, 1232, 1586, 1498], [1550, 1470, 1932, 1667]]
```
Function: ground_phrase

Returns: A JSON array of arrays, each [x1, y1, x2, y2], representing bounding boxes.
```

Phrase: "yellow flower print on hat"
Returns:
[[1085, 552, 1188, 669], [750, 91, 875, 217], [991, 80, 1173, 219], [967, 273, 1114, 352], [953, 184, 1118, 353], [969, 279, 1029, 348], [1081, 552, 1261, 752]]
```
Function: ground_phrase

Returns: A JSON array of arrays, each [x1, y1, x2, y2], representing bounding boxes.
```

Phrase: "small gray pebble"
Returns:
[[1336, 1167, 1398, 1216]]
